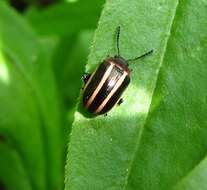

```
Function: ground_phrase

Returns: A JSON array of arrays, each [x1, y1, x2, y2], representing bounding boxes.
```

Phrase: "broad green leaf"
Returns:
[[26, 0, 104, 36], [0, 2, 64, 190], [65, 0, 207, 189]]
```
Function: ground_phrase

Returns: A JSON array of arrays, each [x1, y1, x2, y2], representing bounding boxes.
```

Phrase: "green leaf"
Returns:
[[0, 2, 64, 190], [0, 48, 46, 190], [26, 0, 104, 36], [65, 0, 207, 189], [0, 143, 32, 190], [173, 157, 207, 190]]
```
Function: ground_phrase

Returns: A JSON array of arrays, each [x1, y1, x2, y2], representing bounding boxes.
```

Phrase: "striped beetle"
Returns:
[[82, 26, 153, 116]]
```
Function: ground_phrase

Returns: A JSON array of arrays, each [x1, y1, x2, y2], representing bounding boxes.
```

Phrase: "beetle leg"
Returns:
[[117, 98, 123, 106], [82, 73, 91, 84]]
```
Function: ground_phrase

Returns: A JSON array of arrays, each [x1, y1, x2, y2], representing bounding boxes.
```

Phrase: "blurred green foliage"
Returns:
[[0, 0, 104, 190]]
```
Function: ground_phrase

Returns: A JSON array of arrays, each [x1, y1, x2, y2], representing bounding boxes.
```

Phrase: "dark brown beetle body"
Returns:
[[83, 56, 130, 115], [82, 26, 153, 116]]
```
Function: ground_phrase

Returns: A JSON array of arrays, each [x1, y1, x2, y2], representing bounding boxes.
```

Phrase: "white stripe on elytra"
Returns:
[[95, 71, 127, 114], [86, 63, 114, 108]]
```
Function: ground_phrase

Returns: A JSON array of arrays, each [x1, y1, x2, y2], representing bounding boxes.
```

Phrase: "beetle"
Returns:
[[82, 26, 153, 116]]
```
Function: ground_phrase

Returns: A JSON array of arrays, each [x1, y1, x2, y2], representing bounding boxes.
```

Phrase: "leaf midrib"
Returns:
[[123, 0, 180, 188]]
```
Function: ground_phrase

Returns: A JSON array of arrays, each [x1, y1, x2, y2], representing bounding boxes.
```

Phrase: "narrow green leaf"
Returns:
[[26, 0, 104, 36], [65, 0, 207, 189]]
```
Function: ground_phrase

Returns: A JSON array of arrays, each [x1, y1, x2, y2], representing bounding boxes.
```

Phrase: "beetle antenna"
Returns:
[[127, 49, 153, 62], [116, 26, 121, 57]]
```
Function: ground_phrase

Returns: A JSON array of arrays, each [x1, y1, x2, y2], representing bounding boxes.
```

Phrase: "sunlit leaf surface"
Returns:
[[65, 0, 207, 189]]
